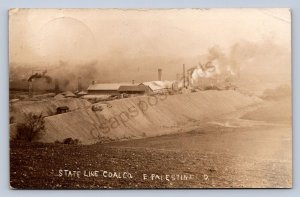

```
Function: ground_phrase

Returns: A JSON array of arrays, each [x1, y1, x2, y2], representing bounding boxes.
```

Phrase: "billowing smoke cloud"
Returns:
[[190, 42, 260, 87], [190, 40, 291, 92], [47, 60, 99, 91], [28, 70, 52, 83]]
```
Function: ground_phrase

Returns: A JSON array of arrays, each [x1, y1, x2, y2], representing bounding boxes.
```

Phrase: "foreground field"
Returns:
[[10, 121, 291, 189]]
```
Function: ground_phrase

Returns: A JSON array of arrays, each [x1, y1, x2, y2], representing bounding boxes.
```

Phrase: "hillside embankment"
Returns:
[[39, 90, 260, 144]]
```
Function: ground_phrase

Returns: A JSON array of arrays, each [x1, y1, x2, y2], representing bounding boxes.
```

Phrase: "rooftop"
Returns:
[[118, 85, 149, 92], [62, 91, 76, 97], [139, 81, 174, 91], [87, 83, 131, 91]]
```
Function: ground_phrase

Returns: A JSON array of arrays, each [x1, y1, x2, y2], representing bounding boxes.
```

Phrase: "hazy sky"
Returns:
[[9, 9, 291, 85], [9, 9, 290, 64]]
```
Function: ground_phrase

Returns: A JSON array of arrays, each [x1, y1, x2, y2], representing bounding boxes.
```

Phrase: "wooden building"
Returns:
[[118, 85, 150, 95]]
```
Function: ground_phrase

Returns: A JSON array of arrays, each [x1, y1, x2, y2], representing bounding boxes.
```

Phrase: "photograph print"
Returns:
[[9, 8, 292, 189]]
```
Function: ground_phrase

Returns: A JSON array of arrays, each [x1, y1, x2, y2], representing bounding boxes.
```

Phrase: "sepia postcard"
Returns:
[[9, 8, 292, 189]]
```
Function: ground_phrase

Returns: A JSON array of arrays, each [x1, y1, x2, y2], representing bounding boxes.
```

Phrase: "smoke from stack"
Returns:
[[190, 43, 258, 87], [46, 60, 99, 91], [28, 70, 52, 83], [28, 70, 53, 97]]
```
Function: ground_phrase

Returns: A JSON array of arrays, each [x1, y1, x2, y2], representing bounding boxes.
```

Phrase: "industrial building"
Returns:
[[86, 80, 175, 97], [118, 85, 151, 95], [87, 83, 131, 95], [139, 81, 174, 94]]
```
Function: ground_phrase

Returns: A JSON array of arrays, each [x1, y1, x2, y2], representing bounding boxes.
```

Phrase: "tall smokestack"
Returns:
[[158, 68, 162, 81], [183, 64, 186, 88], [78, 77, 82, 92]]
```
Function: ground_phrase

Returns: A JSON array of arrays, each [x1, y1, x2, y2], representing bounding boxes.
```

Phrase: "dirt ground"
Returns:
[[10, 99, 292, 189]]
